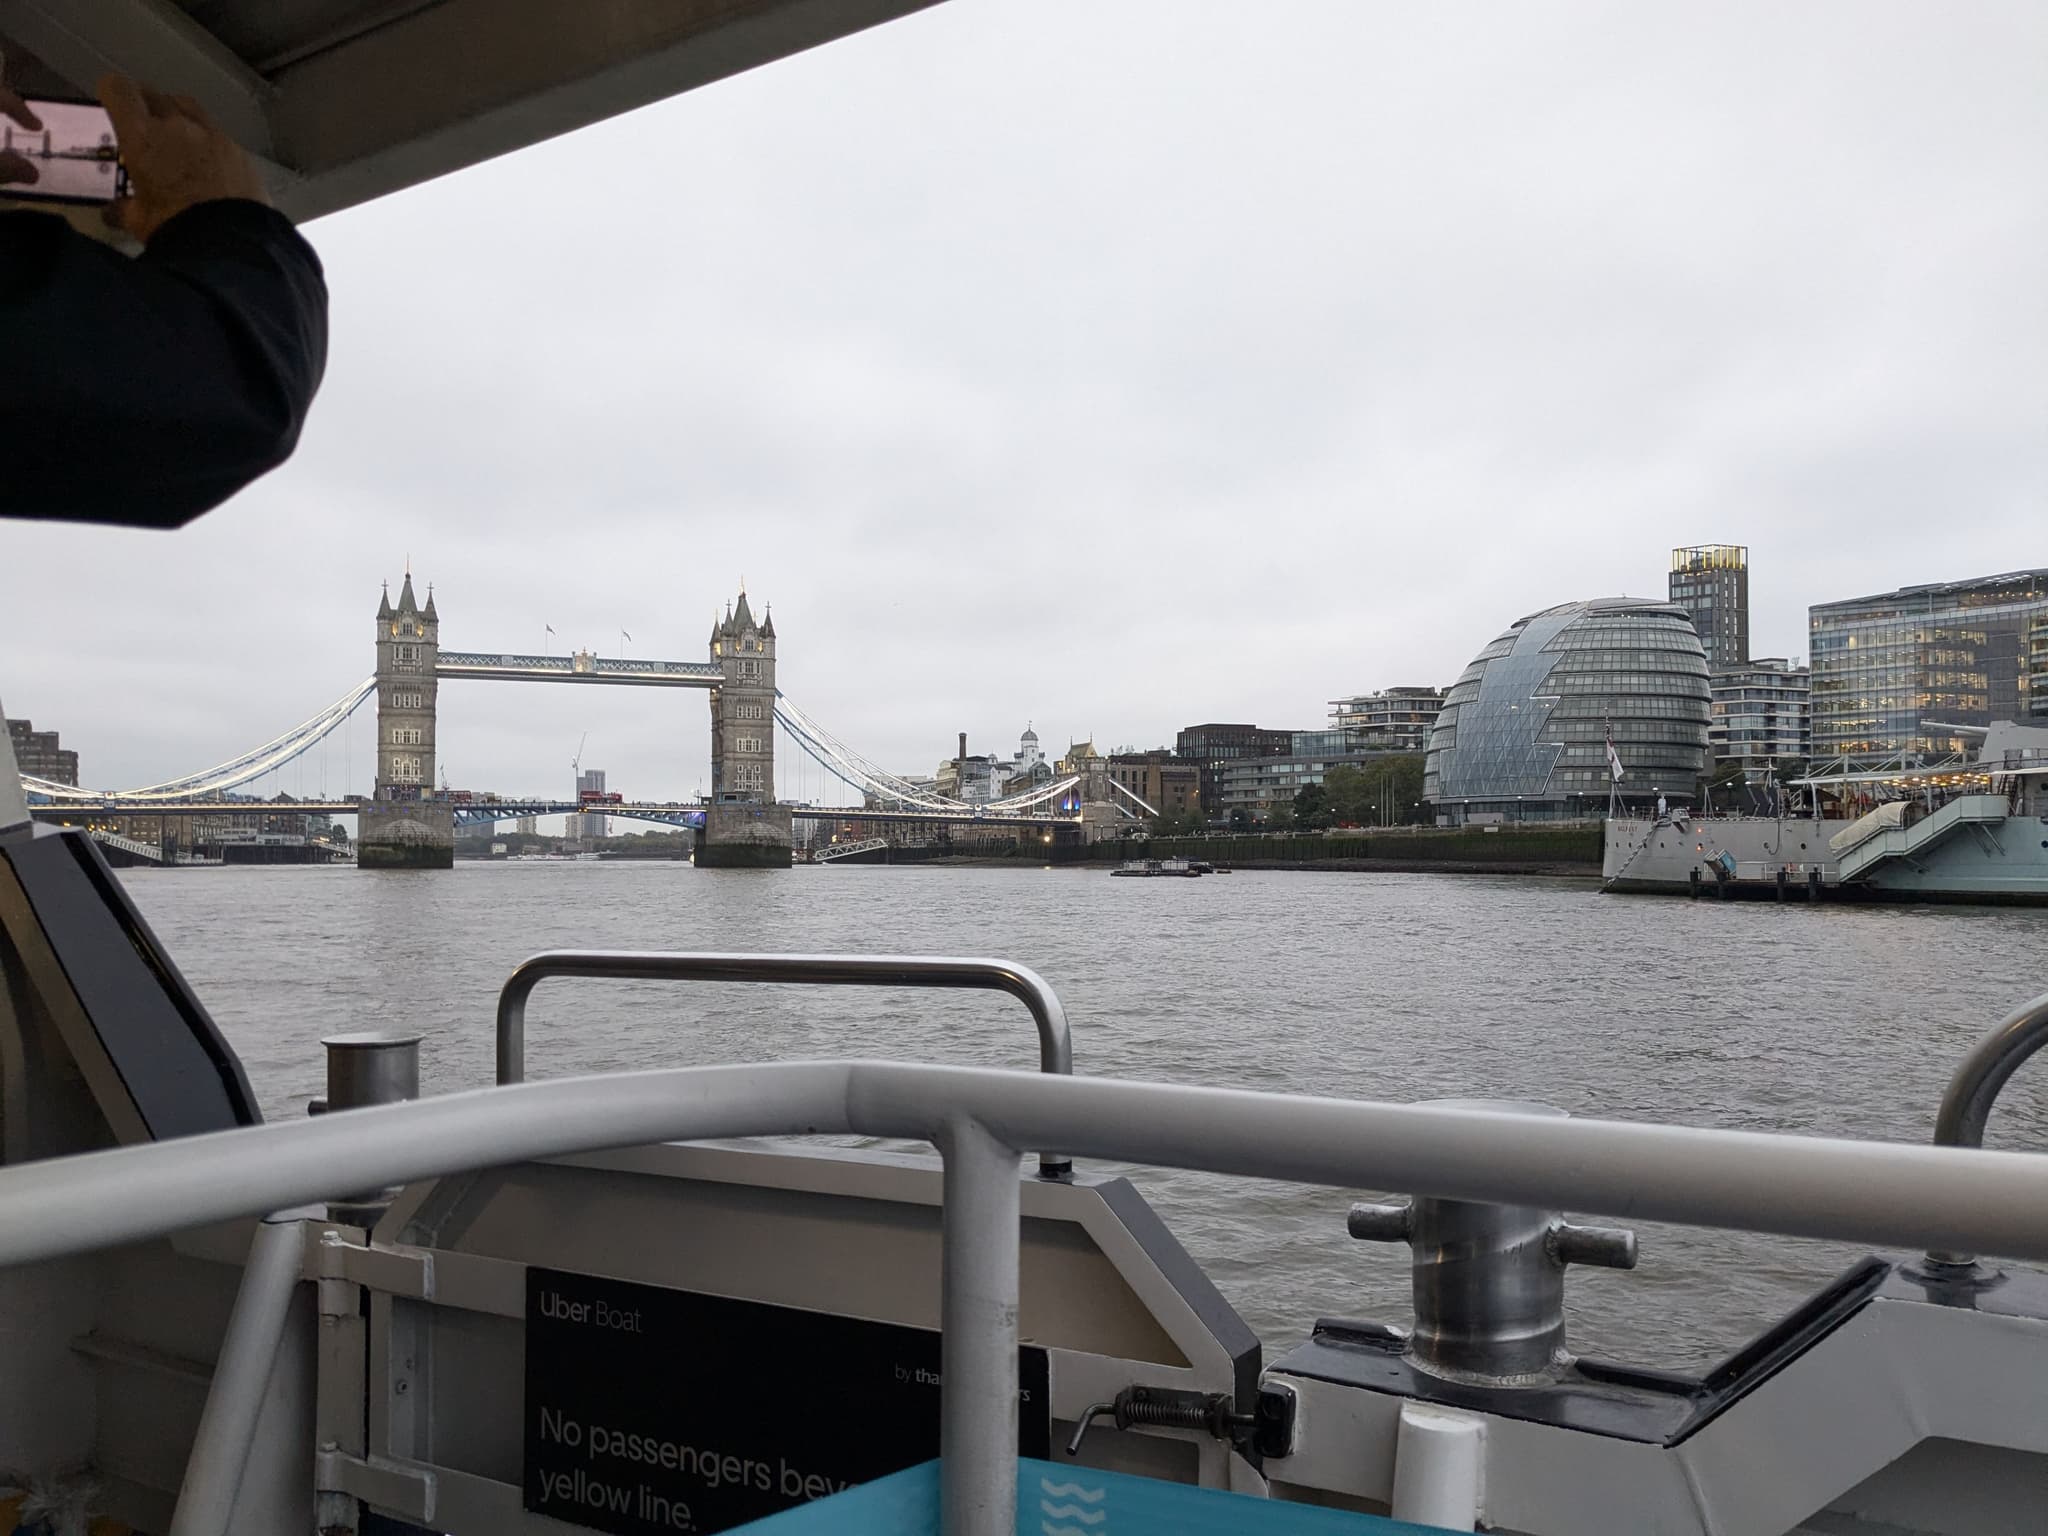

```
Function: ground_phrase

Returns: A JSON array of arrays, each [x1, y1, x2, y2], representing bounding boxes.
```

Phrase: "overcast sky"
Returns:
[[4, 0, 2043, 806]]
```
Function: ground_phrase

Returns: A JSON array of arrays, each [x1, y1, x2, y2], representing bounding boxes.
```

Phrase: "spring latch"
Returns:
[[1066, 1383, 1294, 1462]]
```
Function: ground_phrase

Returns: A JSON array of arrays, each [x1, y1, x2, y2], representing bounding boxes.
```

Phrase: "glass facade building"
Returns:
[[1327, 687, 1446, 752], [1425, 598, 1711, 824], [1808, 569, 2048, 758], [1709, 658, 1811, 770], [2032, 612, 2048, 721], [1669, 545, 1749, 671]]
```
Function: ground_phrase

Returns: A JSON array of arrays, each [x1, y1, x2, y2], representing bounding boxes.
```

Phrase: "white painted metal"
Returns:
[[936, 1117, 1021, 1536], [20, 678, 376, 802], [3, 1062, 2048, 1272], [1388, 1404, 1483, 1530], [496, 950, 1074, 1175], [168, 1214, 305, 1536], [772, 695, 1080, 817]]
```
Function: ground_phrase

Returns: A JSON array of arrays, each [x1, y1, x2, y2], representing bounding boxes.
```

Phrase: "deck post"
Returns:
[[167, 1214, 306, 1536], [936, 1116, 1021, 1536]]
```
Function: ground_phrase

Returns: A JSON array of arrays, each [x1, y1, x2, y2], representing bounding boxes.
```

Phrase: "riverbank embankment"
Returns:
[[814, 825, 1603, 875]]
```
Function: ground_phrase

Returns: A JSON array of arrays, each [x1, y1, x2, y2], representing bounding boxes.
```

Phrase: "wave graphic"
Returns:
[[1039, 1503, 1106, 1523], [1036, 1480, 1106, 1502], [1042, 1526, 1097, 1536]]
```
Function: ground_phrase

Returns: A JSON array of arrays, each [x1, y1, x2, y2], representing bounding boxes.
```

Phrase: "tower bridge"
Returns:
[[20, 577, 1126, 868]]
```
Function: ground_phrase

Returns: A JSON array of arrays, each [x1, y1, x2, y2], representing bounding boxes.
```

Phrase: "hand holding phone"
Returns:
[[97, 75, 268, 241]]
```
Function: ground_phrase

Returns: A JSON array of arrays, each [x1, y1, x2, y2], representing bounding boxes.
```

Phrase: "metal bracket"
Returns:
[[310, 1227, 435, 1306], [314, 1449, 437, 1524]]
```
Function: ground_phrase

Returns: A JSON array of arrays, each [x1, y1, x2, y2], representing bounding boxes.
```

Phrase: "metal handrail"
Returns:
[[1926, 989, 2048, 1267], [495, 950, 1075, 1176], [8, 1063, 2048, 1536]]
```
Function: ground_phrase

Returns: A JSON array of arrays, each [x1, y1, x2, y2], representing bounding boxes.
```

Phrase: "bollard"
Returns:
[[1349, 1101, 1636, 1384], [321, 1032, 421, 1224]]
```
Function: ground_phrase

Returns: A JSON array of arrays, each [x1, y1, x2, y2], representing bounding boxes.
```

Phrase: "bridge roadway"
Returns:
[[31, 799, 1078, 830], [433, 653, 721, 686]]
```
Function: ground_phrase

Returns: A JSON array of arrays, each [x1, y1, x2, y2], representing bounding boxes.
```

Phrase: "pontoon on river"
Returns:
[[7, 6, 2048, 1533]]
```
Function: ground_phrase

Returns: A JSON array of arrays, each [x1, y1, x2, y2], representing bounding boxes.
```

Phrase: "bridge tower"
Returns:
[[358, 573, 455, 869], [698, 588, 792, 868]]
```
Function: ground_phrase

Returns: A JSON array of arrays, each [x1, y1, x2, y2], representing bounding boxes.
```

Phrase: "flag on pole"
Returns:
[[545, 624, 555, 635], [622, 630, 633, 644], [1605, 723, 1625, 783]]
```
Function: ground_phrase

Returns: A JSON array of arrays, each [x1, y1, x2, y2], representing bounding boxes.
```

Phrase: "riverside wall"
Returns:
[[1083, 826, 1603, 874], [814, 825, 1605, 873]]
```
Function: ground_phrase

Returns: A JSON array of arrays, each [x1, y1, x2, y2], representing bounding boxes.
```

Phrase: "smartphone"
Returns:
[[1, 98, 128, 203]]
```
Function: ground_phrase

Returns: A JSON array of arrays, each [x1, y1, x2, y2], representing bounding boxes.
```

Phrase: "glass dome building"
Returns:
[[1424, 598, 1711, 824]]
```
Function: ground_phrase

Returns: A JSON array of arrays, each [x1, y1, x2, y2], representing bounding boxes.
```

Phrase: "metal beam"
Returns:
[[267, 0, 949, 221], [0, 0, 276, 158]]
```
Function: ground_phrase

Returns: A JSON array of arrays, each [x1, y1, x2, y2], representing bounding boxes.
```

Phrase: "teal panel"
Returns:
[[729, 1457, 1445, 1534]]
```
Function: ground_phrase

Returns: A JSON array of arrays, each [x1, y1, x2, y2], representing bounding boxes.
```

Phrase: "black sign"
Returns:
[[524, 1267, 1051, 1535]]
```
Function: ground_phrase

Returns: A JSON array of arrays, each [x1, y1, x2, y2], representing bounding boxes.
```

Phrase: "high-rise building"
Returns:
[[1710, 658, 1811, 771], [1808, 569, 2048, 758], [5, 718, 79, 786], [515, 816, 539, 836], [1669, 545, 1749, 671], [1327, 688, 1446, 752], [576, 768, 607, 841]]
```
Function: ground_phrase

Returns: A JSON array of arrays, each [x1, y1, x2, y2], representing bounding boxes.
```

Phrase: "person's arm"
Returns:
[[1, 76, 328, 529]]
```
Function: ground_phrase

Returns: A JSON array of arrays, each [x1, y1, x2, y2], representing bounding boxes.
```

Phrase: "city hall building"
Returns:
[[1425, 598, 1711, 824]]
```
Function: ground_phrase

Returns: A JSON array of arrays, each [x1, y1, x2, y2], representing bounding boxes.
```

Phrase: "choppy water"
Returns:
[[116, 861, 2047, 1370]]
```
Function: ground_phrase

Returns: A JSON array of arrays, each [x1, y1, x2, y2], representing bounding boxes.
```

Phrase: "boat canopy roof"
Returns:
[[1796, 722, 2048, 788], [1, 0, 942, 221]]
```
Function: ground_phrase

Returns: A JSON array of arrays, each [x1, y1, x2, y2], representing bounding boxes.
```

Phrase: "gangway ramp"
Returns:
[[1833, 795, 2010, 884]]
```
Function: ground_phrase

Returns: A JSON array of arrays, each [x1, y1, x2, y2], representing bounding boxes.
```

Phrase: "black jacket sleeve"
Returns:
[[0, 198, 328, 529]]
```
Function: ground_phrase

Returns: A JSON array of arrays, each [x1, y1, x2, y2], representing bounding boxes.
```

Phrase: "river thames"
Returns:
[[118, 860, 2047, 1370]]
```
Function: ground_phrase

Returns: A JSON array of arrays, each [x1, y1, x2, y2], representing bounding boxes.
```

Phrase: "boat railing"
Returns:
[[5, 1059, 2048, 1536], [495, 949, 1076, 1176], [1732, 860, 1831, 882], [1927, 989, 2048, 1268]]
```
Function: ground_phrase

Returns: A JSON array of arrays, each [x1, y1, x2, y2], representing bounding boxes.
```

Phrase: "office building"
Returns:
[[1215, 747, 1408, 823], [1425, 598, 1711, 824], [6, 718, 79, 787], [1808, 569, 2048, 758], [2031, 612, 2048, 721], [1327, 688, 1445, 753], [1669, 545, 1749, 671], [575, 767, 607, 842], [1710, 658, 1811, 771], [1173, 723, 1293, 815], [1106, 751, 1202, 821]]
